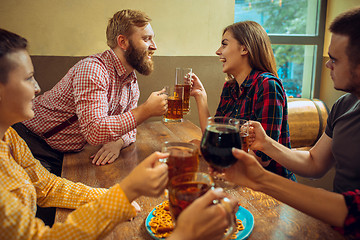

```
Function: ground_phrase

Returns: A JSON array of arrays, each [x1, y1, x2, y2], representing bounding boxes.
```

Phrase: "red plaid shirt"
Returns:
[[215, 69, 295, 180], [23, 49, 139, 152]]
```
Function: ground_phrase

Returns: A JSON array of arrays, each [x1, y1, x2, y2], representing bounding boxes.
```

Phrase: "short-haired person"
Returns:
[[223, 7, 360, 238], [0, 28, 236, 240], [190, 21, 295, 180], [13, 9, 168, 177]]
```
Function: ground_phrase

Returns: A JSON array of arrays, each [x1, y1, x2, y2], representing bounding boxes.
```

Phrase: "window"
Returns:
[[234, 0, 327, 98]]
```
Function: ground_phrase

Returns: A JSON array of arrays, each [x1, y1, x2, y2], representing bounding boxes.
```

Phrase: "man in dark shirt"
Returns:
[[224, 6, 360, 238]]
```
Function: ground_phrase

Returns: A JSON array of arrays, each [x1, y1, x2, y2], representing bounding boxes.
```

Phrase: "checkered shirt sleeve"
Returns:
[[23, 49, 139, 152]]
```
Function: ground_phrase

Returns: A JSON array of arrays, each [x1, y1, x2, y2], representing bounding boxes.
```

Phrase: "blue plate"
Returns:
[[145, 202, 254, 240]]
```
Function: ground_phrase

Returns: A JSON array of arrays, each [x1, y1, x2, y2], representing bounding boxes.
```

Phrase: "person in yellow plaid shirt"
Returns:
[[0, 28, 236, 240]]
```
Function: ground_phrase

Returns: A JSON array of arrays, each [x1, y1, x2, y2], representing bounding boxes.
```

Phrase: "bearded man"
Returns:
[[13, 9, 167, 174], [12, 9, 166, 226]]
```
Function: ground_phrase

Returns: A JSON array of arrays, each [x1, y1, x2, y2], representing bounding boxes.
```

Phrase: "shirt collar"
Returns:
[[0, 129, 10, 145], [241, 69, 257, 88], [0, 128, 12, 154], [108, 49, 137, 84], [229, 69, 257, 96]]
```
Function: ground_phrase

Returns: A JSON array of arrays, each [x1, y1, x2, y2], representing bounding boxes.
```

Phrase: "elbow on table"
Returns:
[[83, 128, 109, 146]]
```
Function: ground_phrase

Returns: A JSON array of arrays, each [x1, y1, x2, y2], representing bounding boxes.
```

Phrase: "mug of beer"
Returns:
[[239, 119, 249, 153], [168, 172, 237, 239], [163, 85, 184, 122], [161, 141, 199, 183], [175, 68, 192, 115], [200, 117, 249, 169]]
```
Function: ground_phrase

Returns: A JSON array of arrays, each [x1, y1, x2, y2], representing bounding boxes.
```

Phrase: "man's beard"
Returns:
[[125, 40, 154, 75]]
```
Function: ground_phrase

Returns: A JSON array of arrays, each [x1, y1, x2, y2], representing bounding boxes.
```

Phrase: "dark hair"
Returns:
[[223, 21, 278, 78], [329, 7, 360, 67], [0, 29, 28, 83], [106, 9, 151, 49]]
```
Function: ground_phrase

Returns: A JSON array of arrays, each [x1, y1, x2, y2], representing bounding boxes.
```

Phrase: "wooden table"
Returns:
[[55, 120, 343, 240]]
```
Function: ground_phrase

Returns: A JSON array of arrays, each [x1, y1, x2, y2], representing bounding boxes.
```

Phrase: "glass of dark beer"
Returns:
[[201, 117, 250, 169], [163, 85, 184, 122]]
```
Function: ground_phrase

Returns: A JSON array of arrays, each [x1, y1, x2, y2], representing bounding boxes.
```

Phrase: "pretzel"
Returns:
[[149, 201, 174, 238], [149, 201, 244, 239], [226, 218, 244, 239]]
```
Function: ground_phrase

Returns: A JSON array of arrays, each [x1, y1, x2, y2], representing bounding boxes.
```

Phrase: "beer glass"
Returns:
[[161, 141, 199, 183], [200, 117, 249, 169], [163, 85, 184, 122], [175, 68, 192, 115], [239, 119, 249, 152], [168, 172, 236, 239]]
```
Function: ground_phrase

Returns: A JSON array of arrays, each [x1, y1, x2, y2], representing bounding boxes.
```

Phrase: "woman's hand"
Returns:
[[189, 73, 206, 99], [91, 139, 124, 165], [119, 152, 169, 202], [169, 189, 237, 240]]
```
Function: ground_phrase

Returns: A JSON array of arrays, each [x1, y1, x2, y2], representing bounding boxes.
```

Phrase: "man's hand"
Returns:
[[248, 120, 270, 152], [223, 148, 267, 191], [132, 88, 168, 125], [91, 139, 124, 165], [142, 89, 168, 117]]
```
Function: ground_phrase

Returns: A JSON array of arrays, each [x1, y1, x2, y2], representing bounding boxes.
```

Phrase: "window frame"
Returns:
[[234, 0, 327, 98]]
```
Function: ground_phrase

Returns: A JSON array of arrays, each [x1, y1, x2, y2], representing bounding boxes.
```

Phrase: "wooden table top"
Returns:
[[55, 120, 343, 240]]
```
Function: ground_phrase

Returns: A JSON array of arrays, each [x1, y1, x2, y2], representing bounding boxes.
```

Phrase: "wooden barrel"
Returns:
[[287, 98, 329, 148]]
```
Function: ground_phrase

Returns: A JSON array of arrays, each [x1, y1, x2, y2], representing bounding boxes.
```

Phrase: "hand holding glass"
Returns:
[[168, 172, 236, 239], [200, 117, 249, 169]]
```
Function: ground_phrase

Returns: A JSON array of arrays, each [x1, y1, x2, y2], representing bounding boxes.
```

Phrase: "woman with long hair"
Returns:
[[191, 21, 295, 180]]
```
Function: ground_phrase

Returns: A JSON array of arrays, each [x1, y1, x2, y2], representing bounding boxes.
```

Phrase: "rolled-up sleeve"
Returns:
[[0, 184, 136, 240]]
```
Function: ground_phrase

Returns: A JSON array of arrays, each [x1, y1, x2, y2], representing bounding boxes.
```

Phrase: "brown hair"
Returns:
[[106, 9, 151, 49], [0, 29, 28, 83], [329, 7, 360, 67], [223, 21, 278, 78]]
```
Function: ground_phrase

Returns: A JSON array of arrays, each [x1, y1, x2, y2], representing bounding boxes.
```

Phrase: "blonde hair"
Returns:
[[106, 9, 151, 49], [223, 21, 278, 78]]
